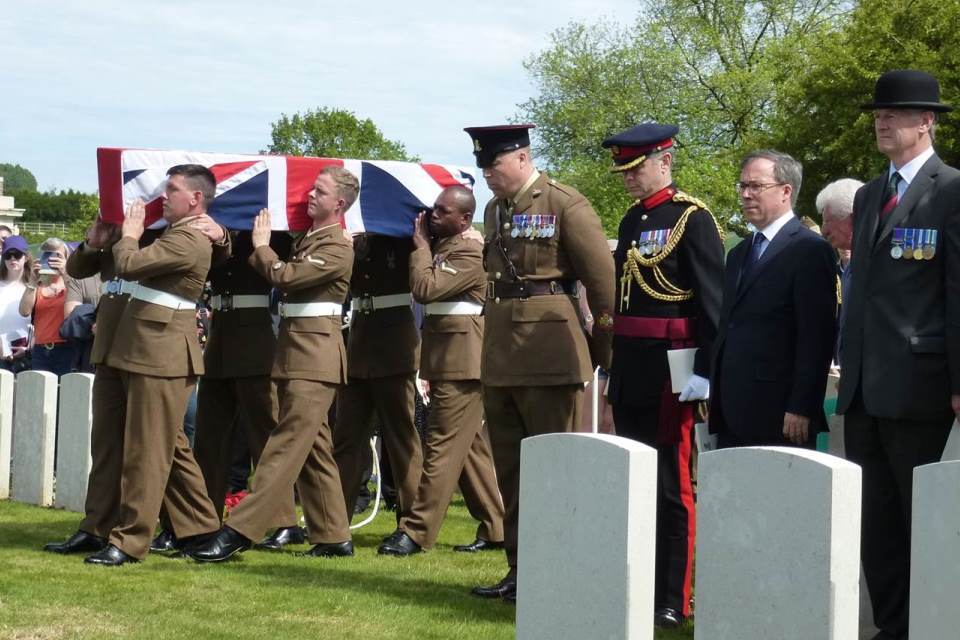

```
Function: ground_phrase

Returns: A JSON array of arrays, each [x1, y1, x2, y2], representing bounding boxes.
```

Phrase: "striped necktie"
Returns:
[[880, 171, 902, 219]]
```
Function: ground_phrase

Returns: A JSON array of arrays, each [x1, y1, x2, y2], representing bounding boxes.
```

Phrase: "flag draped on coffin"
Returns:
[[97, 148, 477, 236]]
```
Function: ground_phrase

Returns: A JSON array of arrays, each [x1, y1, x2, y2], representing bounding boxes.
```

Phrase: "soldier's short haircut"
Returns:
[[167, 164, 216, 209], [815, 178, 864, 219], [320, 166, 360, 209], [442, 184, 476, 216], [741, 149, 803, 208]]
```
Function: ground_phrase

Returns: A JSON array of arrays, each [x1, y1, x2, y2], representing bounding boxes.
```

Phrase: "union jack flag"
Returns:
[[96, 147, 477, 235]]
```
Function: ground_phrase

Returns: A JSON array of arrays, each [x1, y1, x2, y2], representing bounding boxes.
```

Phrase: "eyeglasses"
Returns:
[[735, 182, 785, 195], [3, 251, 24, 260]]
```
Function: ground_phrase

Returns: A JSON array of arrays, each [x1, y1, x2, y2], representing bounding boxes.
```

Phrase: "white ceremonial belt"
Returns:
[[354, 293, 411, 312], [130, 284, 196, 311], [279, 301, 343, 318], [425, 301, 483, 316], [209, 294, 270, 311], [100, 279, 138, 296]]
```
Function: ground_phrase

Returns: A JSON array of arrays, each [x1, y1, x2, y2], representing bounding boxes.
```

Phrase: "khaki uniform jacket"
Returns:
[[66, 243, 126, 366], [250, 222, 352, 384], [204, 231, 292, 379], [347, 234, 420, 379], [482, 172, 615, 386], [410, 230, 485, 381], [106, 220, 212, 377]]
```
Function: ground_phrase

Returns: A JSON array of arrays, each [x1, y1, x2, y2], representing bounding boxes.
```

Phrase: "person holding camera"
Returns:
[[19, 237, 77, 376]]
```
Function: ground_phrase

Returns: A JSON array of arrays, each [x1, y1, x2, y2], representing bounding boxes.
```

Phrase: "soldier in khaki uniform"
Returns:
[[464, 125, 616, 601], [377, 185, 504, 556], [191, 166, 356, 562], [84, 165, 223, 565], [333, 234, 424, 524]]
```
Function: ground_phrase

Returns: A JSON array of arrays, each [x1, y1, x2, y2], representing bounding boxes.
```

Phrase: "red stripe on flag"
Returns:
[[144, 198, 164, 227], [208, 161, 258, 185], [97, 148, 125, 225], [285, 157, 343, 231], [421, 163, 466, 188]]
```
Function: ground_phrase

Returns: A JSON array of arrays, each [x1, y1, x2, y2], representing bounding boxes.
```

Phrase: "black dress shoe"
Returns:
[[653, 607, 684, 629], [453, 538, 504, 553], [302, 540, 354, 558], [84, 544, 138, 566], [188, 526, 251, 563], [471, 575, 517, 599], [44, 530, 107, 554], [255, 526, 306, 551], [377, 531, 422, 556], [150, 529, 179, 553]]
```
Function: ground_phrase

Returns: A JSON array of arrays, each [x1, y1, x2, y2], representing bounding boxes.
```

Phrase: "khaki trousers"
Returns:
[[483, 384, 583, 576], [109, 371, 220, 559], [192, 375, 297, 527], [334, 373, 423, 521], [227, 379, 349, 544], [79, 364, 125, 538], [398, 380, 504, 549]]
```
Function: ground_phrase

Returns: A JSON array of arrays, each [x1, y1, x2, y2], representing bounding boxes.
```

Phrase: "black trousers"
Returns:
[[613, 400, 695, 616], [844, 394, 951, 639]]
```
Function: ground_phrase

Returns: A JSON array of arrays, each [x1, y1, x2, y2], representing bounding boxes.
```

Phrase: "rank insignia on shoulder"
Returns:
[[307, 255, 326, 267], [596, 312, 614, 331], [272, 261, 285, 271], [440, 262, 459, 275]]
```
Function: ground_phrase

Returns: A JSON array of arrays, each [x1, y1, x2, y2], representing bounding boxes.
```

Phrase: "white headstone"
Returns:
[[10, 370, 58, 506], [695, 447, 862, 640], [54, 373, 94, 512], [909, 460, 960, 638], [516, 433, 657, 640], [0, 370, 14, 498]]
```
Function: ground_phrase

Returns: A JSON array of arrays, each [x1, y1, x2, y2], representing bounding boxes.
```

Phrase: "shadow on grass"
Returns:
[[0, 518, 87, 551]]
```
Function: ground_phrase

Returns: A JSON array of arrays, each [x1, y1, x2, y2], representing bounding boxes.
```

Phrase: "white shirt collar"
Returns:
[[756, 210, 795, 243], [890, 145, 934, 186]]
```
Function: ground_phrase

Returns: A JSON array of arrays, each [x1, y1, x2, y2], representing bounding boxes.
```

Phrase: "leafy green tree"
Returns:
[[518, 0, 847, 236], [0, 163, 38, 192], [266, 107, 417, 161], [15, 190, 99, 224]]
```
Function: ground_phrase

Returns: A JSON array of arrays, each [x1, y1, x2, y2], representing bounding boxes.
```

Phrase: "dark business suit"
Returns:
[[837, 153, 960, 638], [711, 215, 837, 447]]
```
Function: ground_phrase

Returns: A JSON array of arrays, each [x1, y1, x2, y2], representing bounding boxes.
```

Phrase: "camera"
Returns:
[[38, 251, 57, 276]]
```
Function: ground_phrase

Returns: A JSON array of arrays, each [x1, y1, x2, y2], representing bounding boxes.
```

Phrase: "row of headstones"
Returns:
[[516, 433, 958, 640], [0, 369, 94, 511]]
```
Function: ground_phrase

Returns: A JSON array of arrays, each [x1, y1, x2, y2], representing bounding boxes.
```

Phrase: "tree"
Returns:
[[266, 107, 417, 161], [0, 163, 38, 192], [518, 0, 848, 236], [15, 189, 99, 224]]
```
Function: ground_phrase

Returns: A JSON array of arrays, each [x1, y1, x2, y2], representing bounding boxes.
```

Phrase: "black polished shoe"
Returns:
[[44, 530, 107, 554], [150, 529, 179, 553], [84, 544, 138, 566], [653, 607, 685, 629], [377, 531, 422, 556], [453, 538, 504, 553], [471, 575, 517, 599], [255, 526, 306, 551], [188, 526, 251, 563], [302, 540, 354, 558]]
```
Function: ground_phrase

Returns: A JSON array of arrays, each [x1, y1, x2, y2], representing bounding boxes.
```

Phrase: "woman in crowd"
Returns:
[[19, 237, 76, 376], [0, 235, 33, 372]]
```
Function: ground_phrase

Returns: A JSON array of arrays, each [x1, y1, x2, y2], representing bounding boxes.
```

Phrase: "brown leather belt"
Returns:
[[486, 279, 577, 299]]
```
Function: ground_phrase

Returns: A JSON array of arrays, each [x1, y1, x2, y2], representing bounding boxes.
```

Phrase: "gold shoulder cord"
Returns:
[[835, 274, 842, 307], [620, 192, 726, 311]]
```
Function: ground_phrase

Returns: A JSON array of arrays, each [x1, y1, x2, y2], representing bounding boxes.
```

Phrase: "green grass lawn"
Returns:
[[0, 498, 693, 639]]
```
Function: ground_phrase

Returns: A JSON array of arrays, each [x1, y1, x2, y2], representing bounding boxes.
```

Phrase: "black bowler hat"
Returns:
[[463, 124, 535, 168], [601, 123, 679, 172], [861, 69, 952, 112]]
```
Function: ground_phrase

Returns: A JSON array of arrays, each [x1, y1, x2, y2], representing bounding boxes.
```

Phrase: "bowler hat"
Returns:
[[861, 69, 952, 112]]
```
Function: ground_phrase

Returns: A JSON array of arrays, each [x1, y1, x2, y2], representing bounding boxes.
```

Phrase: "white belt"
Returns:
[[130, 284, 196, 311], [279, 301, 343, 318], [209, 294, 270, 311], [100, 279, 138, 296], [425, 301, 483, 316], [353, 293, 411, 312]]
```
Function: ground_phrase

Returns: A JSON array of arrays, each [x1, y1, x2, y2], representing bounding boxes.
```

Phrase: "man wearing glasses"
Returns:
[[710, 150, 836, 449]]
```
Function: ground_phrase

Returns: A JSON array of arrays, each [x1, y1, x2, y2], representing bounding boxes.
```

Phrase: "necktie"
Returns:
[[740, 232, 766, 286], [880, 171, 902, 219]]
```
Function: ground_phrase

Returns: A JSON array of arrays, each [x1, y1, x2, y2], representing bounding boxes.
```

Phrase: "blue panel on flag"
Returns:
[[208, 170, 269, 230], [359, 163, 424, 237], [123, 169, 146, 184]]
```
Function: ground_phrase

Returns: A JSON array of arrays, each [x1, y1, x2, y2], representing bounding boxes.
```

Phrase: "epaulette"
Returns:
[[545, 176, 576, 198]]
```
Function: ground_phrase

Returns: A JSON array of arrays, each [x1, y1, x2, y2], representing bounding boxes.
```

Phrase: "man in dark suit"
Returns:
[[711, 150, 837, 448], [836, 69, 960, 640]]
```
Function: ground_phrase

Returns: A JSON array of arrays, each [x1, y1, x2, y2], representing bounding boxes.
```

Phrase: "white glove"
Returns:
[[679, 373, 710, 402]]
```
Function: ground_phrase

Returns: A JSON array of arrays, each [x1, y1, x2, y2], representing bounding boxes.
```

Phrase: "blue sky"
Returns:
[[2, 0, 639, 196]]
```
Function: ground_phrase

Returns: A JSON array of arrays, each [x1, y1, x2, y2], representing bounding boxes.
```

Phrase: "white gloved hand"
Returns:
[[678, 373, 710, 402]]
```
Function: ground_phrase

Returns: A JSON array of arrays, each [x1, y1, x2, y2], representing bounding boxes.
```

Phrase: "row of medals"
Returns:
[[631, 228, 672, 256], [890, 228, 937, 260], [509, 214, 557, 239]]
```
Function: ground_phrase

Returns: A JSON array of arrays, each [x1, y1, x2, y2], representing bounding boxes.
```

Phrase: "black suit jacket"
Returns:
[[837, 154, 960, 421], [710, 216, 837, 443]]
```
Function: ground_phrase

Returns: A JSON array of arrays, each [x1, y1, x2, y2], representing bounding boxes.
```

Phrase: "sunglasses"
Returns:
[[3, 251, 24, 260]]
